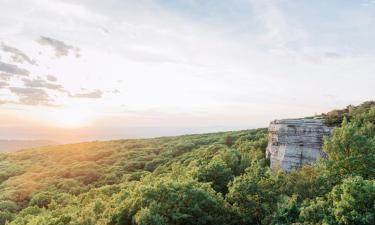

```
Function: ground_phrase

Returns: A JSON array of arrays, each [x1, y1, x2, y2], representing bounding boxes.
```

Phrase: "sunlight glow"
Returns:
[[40, 108, 95, 129]]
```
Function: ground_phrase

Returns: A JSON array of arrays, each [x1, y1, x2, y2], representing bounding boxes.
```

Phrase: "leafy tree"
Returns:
[[299, 196, 332, 225], [300, 176, 375, 225], [321, 101, 375, 126], [226, 161, 280, 225], [324, 118, 375, 180], [196, 159, 234, 194], [329, 176, 375, 225], [0, 200, 18, 213], [0, 211, 15, 225], [270, 195, 299, 225], [29, 191, 53, 208], [110, 179, 229, 225], [281, 165, 329, 200], [214, 149, 243, 175], [225, 135, 234, 147]]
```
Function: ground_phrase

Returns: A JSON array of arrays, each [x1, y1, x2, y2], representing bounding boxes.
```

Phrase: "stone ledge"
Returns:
[[266, 118, 332, 172]]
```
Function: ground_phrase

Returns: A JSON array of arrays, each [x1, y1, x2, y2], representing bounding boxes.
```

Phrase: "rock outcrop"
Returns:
[[266, 118, 332, 172]]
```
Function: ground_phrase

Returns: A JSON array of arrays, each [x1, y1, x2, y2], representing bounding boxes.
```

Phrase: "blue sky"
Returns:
[[0, 0, 374, 142], [157, 0, 375, 52]]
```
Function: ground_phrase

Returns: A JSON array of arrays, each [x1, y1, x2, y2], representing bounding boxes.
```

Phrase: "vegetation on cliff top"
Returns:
[[1, 102, 375, 225], [322, 101, 375, 126]]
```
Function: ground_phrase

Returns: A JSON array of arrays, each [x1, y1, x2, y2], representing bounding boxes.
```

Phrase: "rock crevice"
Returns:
[[266, 118, 332, 171]]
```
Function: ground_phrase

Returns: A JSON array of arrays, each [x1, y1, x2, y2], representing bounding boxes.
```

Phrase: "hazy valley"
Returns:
[[0, 140, 58, 152]]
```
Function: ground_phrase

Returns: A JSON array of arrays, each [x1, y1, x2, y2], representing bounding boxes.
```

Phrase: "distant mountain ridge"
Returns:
[[0, 139, 58, 152]]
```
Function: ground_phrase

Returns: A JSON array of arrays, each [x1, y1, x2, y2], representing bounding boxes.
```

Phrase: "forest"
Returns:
[[0, 102, 375, 225]]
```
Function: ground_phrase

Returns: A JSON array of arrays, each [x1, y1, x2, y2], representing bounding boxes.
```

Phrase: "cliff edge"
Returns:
[[266, 118, 332, 171]]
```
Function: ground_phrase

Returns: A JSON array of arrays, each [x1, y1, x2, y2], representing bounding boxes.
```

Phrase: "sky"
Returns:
[[0, 0, 375, 143]]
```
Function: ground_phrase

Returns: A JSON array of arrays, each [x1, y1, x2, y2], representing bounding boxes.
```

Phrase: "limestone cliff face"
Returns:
[[266, 119, 332, 172]]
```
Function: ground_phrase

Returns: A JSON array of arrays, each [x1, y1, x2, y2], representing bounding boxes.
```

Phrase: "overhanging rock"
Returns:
[[266, 118, 332, 172]]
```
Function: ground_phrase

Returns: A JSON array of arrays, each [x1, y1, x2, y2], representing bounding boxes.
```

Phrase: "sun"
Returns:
[[37, 107, 95, 129], [53, 112, 91, 128]]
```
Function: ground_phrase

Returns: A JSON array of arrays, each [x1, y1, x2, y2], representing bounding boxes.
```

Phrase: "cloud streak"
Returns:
[[1, 43, 37, 65], [0, 61, 30, 76], [9, 87, 53, 106], [22, 78, 64, 91], [248, 0, 307, 49], [0, 81, 9, 88], [37, 36, 80, 58], [46, 75, 58, 82], [70, 90, 102, 99], [0, 73, 12, 81]]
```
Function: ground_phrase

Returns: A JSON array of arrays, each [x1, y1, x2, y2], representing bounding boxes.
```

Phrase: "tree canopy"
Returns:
[[1, 102, 375, 225]]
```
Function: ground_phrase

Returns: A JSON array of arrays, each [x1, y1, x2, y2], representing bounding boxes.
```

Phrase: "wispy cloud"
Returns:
[[0, 61, 30, 76], [70, 90, 102, 99], [37, 36, 80, 58], [46, 75, 58, 82], [22, 78, 64, 91], [0, 81, 9, 88], [0, 73, 12, 81], [248, 0, 298, 48], [1, 42, 37, 65], [9, 87, 53, 106], [112, 89, 120, 94]]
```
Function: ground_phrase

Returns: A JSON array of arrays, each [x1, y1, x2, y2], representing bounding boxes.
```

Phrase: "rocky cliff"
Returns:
[[266, 118, 332, 171]]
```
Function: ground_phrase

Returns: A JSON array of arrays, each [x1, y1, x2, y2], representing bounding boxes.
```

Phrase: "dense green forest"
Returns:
[[1, 102, 375, 225]]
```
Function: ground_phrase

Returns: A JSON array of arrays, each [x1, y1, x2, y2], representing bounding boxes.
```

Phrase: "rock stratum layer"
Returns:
[[266, 118, 332, 172]]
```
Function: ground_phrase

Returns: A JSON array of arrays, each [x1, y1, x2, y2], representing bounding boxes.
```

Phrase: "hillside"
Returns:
[[1, 102, 375, 225], [0, 140, 58, 152]]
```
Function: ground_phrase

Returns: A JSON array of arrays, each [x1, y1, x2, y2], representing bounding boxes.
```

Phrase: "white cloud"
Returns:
[[37, 36, 80, 58], [0, 61, 30, 76], [0, 0, 374, 140], [70, 90, 102, 99], [9, 87, 53, 106], [1, 42, 37, 65]]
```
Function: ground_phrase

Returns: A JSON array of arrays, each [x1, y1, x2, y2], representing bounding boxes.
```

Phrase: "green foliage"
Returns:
[[194, 148, 248, 194], [324, 110, 375, 180], [111, 179, 229, 225], [270, 195, 299, 225], [226, 161, 280, 225], [0, 132, 243, 205], [0, 200, 18, 212], [225, 135, 234, 147], [280, 165, 329, 200], [196, 158, 234, 194], [322, 101, 375, 126], [329, 176, 375, 224], [0, 211, 15, 225], [0, 129, 267, 225], [29, 191, 53, 208], [300, 176, 375, 225], [1, 102, 375, 225]]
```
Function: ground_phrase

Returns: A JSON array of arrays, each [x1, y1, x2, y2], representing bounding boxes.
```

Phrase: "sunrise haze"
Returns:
[[1, 0, 375, 142]]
